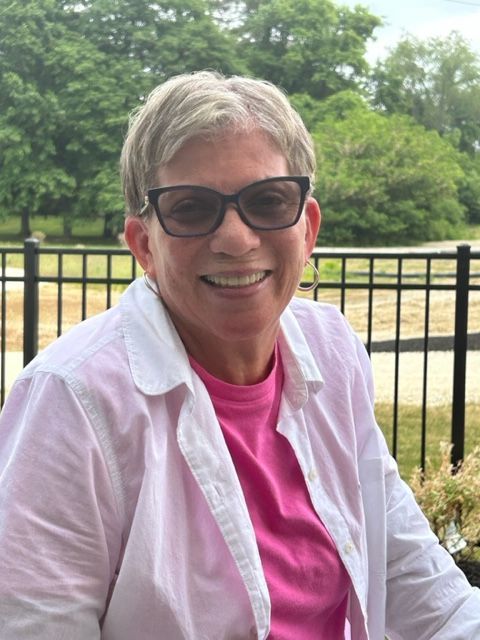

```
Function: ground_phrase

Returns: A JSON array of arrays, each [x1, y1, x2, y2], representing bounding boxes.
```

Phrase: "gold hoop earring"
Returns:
[[297, 260, 319, 292], [143, 272, 162, 299]]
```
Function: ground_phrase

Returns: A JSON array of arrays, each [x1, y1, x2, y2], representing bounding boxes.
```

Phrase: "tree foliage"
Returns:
[[0, 1, 72, 236], [372, 33, 480, 155], [0, 0, 479, 245], [0, 0, 141, 236], [0, 0, 245, 236], [371, 33, 480, 228], [235, 0, 380, 98], [73, 0, 246, 80], [312, 96, 466, 245]]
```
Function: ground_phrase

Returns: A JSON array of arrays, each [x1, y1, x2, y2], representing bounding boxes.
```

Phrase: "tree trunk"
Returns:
[[63, 215, 73, 238], [21, 207, 31, 238], [103, 213, 120, 239], [103, 213, 112, 238]]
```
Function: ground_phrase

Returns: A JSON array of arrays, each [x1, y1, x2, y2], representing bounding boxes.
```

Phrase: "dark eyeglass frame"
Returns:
[[142, 176, 311, 238]]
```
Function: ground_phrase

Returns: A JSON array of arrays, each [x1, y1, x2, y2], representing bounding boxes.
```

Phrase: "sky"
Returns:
[[341, 0, 480, 62]]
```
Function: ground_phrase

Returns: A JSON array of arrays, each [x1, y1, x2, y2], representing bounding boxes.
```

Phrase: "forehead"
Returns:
[[155, 130, 290, 191]]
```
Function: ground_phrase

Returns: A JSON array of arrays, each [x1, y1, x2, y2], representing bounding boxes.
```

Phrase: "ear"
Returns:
[[304, 197, 321, 258], [124, 216, 155, 274]]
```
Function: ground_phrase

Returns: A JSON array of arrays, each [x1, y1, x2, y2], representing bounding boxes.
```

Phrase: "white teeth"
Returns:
[[204, 271, 267, 287]]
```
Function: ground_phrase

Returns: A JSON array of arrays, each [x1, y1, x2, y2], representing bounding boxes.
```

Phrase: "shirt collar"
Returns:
[[120, 278, 195, 395], [278, 304, 324, 411], [120, 278, 324, 398]]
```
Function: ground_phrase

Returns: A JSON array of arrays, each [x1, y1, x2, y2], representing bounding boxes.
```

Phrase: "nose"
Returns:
[[209, 205, 261, 256]]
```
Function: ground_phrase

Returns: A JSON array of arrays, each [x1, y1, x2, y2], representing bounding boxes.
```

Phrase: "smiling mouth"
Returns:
[[201, 271, 269, 288]]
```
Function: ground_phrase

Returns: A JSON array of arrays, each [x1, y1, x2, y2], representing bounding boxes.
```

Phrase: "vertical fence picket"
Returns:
[[451, 244, 470, 467], [1, 254, 6, 406], [23, 238, 39, 366], [420, 258, 432, 470]]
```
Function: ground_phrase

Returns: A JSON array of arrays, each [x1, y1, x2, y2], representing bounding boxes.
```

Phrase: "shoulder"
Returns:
[[20, 304, 125, 385], [284, 296, 374, 402], [7, 305, 134, 448], [286, 296, 358, 353], [289, 295, 350, 326]]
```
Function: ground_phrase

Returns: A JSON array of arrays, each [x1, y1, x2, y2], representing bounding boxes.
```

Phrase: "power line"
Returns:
[[444, 0, 480, 6]]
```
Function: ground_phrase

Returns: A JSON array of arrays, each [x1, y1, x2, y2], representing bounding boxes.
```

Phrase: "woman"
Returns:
[[0, 71, 479, 639]]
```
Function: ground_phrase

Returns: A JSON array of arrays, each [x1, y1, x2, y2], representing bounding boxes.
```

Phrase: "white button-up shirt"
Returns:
[[0, 278, 479, 639]]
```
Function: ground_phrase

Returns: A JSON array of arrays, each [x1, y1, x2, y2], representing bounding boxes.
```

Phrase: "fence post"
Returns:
[[23, 237, 40, 367], [451, 244, 470, 467]]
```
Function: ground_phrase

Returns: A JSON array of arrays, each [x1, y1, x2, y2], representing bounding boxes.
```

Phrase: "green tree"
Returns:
[[458, 153, 480, 225], [371, 33, 480, 226], [0, 0, 141, 237], [0, 0, 244, 238], [291, 89, 367, 130], [234, 0, 380, 98], [73, 0, 246, 81], [371, 33, 480, 155], [0, 1, 71, 237], [312, 96, 466, 246]]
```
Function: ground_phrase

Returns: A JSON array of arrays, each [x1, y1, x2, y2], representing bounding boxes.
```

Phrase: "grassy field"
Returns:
[[1, 214, 479, 246], [0, 214, 115, 245], [376, 402, 480, 480]]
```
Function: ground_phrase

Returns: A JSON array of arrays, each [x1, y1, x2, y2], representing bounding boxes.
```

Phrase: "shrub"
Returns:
[[409, 442, 480, 561], [30, 230, 46, 242]]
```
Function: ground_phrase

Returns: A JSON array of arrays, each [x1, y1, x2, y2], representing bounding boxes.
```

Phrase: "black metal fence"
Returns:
[[308, 244, 479, 469], [1, 239, 479, 470]]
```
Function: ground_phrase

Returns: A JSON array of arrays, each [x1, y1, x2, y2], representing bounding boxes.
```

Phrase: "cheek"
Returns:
[[149, 239, 172, 284], [282, 231, 307, 268], [151, 240, 195, 290]]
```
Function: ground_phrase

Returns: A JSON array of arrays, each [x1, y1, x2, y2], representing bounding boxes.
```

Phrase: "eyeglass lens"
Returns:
[[155, 179, 304, 236]]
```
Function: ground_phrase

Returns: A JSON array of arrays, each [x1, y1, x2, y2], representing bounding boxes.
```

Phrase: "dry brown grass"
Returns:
[[2, 284, 124, 351], [314, 287, 480, 343]]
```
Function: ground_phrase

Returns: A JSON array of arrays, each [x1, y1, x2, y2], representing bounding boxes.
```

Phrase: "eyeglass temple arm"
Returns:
[[139, 195, 150, 216]]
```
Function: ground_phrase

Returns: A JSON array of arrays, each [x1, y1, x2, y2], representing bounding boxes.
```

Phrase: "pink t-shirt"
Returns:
[[190, 347, 350, 639]]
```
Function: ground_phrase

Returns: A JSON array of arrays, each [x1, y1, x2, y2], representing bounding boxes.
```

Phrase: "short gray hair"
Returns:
[[120, 70, 316, 216]]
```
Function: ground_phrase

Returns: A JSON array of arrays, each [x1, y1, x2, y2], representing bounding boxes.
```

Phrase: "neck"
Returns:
[[183, 332, 278, 386]]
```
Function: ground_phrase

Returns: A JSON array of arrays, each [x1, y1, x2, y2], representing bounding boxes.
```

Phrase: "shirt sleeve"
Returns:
[[352, 332, 480, 640], [0, 372, 123, 639], [383, 458, 480, 640]]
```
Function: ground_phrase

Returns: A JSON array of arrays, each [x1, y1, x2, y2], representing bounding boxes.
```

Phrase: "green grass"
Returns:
[[0, 245, 137, 285], [376, 402, 480, 480], [0, 214, 117, 245], [2, 215, 479, 248], [0, 214, 134, 279], [460, 223, 480, 240]]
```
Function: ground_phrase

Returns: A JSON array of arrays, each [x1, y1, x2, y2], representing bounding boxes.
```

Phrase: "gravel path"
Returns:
[[371, 351, 479, 405]]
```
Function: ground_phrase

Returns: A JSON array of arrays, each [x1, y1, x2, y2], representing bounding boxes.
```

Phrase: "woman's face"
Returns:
[[125, 130, 321, 367]]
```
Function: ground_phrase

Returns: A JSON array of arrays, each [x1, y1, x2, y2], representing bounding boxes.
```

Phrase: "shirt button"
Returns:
[[249, 627, 258, 639], [344, 540, 355, 554], [307, 469, 317, 482]]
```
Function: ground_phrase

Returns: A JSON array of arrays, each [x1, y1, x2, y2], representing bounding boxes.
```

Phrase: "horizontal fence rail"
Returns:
[[0, 239, 479, 473]]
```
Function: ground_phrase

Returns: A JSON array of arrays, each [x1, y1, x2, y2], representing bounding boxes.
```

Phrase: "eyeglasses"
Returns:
[[142, 176, 310, 238]]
